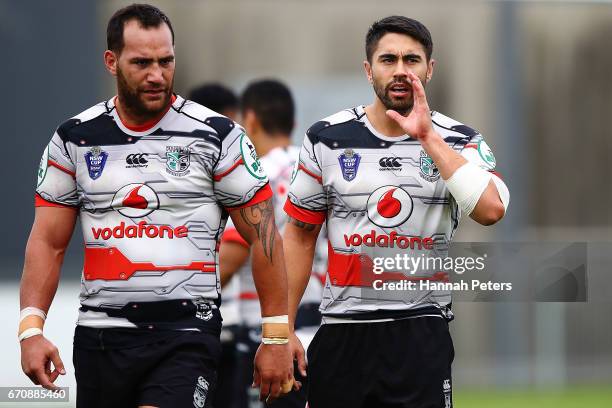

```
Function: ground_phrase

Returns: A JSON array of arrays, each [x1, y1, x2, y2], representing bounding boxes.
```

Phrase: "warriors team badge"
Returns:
[[338, 148, 361, 182], [85, 146, 108, 180], [419, 150, 440, 182], [166, 146, 191, 176], [193, 376, 210, 408]]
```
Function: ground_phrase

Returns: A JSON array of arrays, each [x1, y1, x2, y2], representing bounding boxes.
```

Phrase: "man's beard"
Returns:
[[116, 67, 173, 119], [372, 75, 417, 115]]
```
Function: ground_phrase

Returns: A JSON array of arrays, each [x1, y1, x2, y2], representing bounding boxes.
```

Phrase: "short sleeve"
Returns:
[[35, 131, 79, 208], [460, 134, 501, 176], [283, 132, 326, 224], [461, 134, 509, 210], [213, 128, 272, 209]]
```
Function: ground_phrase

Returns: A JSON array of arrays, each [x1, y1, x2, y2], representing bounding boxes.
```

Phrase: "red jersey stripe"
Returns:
[[34, 193, 77, 208], [214, 158, 245, 182], [83, 246, 215, 281], [283, 200, 326, 224], [298, 164, 322, 184], [227, 183, 273, 211], [48, 160, 76, 177]]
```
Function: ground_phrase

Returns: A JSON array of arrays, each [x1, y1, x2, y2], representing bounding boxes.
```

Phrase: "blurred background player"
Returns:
[[188, 82, 241, 408], [283, 16, 509, 408], [188, 83, 240, 121], [219, 79, 327, 408]]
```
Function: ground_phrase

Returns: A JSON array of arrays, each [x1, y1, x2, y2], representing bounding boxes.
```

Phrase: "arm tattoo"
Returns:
[[239, 200, 276, 262], [288, 217, 317, 231]]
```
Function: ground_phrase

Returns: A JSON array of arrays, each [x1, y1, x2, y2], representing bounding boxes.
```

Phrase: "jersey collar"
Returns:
[[357, 105, 413, 142], [107, 94, 182, 136]]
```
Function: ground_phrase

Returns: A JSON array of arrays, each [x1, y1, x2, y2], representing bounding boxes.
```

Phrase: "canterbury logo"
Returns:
[[379, 157, 402, 168], [126, 153, 149, 166]]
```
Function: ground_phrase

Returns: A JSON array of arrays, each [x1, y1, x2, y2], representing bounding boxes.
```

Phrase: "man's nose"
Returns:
[[147, 63, 163, 83], [393, 60, 409, 79]]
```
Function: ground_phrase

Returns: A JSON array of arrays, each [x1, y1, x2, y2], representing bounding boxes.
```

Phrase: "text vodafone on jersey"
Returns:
[[344, 229, 434, 250]]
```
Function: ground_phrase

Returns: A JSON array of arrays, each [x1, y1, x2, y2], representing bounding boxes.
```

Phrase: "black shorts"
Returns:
[[307, 316, 454, 408], [213, 324, 239, 408], [73, 326, 221, 408]]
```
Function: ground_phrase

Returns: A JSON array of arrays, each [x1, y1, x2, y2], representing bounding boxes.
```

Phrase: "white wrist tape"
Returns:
[[18, 328, 43, 342], [262, 337, 289, 345], [262, 315, 289, 324], [491, 173, 510, 211], [445, 162, 491, 215], [19, 307, 47, 323]]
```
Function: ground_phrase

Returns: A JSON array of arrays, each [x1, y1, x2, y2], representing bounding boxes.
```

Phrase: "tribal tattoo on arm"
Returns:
[[287, 217, 317, 231], [239, 199, 276, 263]]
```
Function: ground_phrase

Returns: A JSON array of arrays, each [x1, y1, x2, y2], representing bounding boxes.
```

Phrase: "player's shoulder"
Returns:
[[431, 111, 481, 142], [307, 107, 361, 134], [306, 106, 369, 145], [176, 98, 238, 140], [55, 100, 111, 142]]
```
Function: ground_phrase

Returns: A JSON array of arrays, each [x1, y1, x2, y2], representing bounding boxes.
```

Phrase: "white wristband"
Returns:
[[262, 337, 289, 345], [18, 328, 43, 342], [445, 162, 491, 215], [262, 315, 289, 324], [19, 307, 47, 323]]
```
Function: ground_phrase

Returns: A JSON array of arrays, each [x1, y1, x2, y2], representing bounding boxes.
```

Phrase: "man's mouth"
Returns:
[[387, 83, 411, 98], [142, 89, 165, 99]]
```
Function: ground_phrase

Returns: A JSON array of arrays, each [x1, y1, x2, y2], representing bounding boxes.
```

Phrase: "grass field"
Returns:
[[455, 386, 612, 408]]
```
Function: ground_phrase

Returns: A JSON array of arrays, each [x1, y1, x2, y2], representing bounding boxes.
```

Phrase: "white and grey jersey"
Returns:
[[222, 146, 327, 328], [35, 95, 272, 330], [284, 105, 502, 322]]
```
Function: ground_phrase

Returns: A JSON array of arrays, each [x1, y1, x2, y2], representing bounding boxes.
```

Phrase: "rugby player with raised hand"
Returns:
[[283, 16, 509, 407]]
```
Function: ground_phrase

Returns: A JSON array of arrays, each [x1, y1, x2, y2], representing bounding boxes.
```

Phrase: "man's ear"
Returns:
[[364, 60, 373, 84], [425, 58, 436, 83], [243, 109, 260, 136], [104, 50, 118, 76]]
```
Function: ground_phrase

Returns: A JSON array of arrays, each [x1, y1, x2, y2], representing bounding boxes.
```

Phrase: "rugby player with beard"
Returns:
[[283, 16, 510, 407], [20, 4, 293, 407]]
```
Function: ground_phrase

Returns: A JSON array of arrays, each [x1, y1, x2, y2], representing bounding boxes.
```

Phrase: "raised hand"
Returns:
[[386, 71, 435, 141]]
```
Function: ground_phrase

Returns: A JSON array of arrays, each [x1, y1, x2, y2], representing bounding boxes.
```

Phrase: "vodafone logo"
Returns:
[[111, 184, 159, 218], [366, 185, 413, 228]]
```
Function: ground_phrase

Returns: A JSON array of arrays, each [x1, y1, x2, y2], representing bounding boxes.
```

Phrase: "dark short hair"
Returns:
[[241, 79, 294, 136], [107, 4, 174, 53], [188, 83, 238, 114], [365, 16, 433, 62]]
